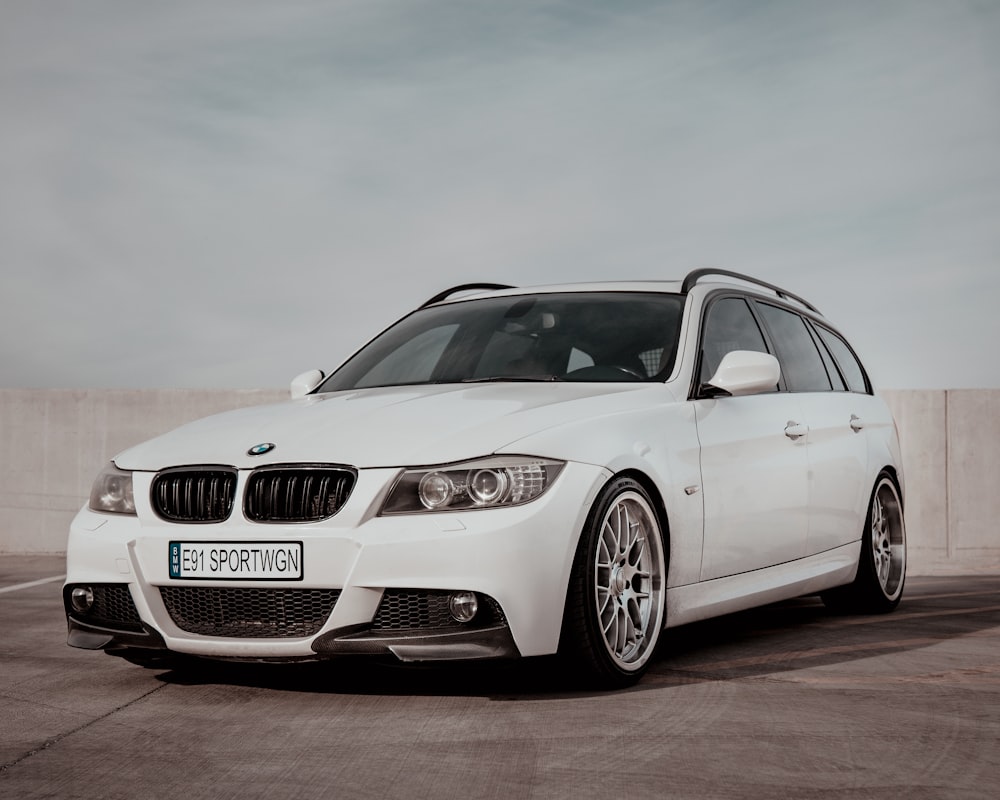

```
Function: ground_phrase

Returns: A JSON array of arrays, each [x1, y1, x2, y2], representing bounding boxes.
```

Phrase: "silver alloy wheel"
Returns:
[[871, 478, 906, 601], [593, 490, 665, 670]]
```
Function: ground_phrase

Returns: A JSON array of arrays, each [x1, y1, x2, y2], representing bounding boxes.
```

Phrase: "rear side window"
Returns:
[[815, 326, 870, 393], [755, 303, 832, 392], [811, 324, 847, 391], [699, 297, 770, 385]]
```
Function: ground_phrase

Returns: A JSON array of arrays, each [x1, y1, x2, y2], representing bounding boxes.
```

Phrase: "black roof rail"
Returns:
[[420, 283, 515, 308], [681, 268, 820, 314]]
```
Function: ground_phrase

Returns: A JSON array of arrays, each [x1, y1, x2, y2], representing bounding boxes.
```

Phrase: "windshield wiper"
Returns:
[[458, 375, 564, 383]]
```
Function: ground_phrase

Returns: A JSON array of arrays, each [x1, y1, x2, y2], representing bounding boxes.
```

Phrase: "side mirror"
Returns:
[[290, 369, 325, 399], [704, 351, 780, 397]]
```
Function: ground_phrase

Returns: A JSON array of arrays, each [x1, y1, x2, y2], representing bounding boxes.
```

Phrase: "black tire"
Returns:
[[822, 471, 906, 614], [559, 476, 666, 688]]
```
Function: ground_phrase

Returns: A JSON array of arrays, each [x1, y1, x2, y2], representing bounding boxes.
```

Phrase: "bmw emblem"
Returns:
[[248, 442, 276, 456]]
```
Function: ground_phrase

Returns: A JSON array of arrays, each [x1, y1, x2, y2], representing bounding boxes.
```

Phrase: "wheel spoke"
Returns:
[[597, 532, 613, 565], [617, 505, 631, 555], [603, 603, 617, 636], [872, 497, 885, 539], [616, 607, 630, 655], [597, 586, 612, 616], [629, 533, 646, 567], [601, 522, 617, 562]]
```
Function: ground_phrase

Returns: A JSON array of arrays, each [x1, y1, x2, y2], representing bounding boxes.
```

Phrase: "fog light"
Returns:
[[449, 591, 478, 623], [70, 586, 94, 613]]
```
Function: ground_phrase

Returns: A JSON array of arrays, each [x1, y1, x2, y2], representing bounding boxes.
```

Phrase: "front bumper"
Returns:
[[65, 603, 519, 662], [64, 461, 610, 663]]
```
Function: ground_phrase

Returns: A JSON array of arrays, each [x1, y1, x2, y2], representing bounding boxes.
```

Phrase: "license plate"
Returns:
[[169, 542, 303, 580]]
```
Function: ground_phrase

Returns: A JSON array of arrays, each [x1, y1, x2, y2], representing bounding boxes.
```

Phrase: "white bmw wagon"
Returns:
[[65, 270, 906, 687]]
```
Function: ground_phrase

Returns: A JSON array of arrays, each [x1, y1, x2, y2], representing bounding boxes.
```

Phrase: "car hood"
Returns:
[[114, 382, 676, 471]]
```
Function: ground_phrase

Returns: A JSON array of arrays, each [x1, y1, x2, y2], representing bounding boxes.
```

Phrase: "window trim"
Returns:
[[689, 289, 874, 399]]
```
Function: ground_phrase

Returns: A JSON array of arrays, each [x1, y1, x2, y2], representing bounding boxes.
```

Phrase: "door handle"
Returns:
[[850, 414, 864, 433], [784, 421, 808, 441]]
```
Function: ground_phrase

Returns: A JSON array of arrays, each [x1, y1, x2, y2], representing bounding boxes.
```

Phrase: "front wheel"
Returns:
[[560, 477, 666, 688], [822, 472, 906, 613]]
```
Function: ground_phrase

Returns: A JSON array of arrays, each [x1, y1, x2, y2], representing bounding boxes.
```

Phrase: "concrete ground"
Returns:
[[1, 556, 998, 800]]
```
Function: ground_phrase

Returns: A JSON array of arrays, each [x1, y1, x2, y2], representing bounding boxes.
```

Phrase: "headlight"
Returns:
[[381, 456, 565, 514], [88, 463, 136, 515]]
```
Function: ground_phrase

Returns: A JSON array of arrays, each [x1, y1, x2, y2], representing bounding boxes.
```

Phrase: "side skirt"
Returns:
[[664, 542, 861, 629]]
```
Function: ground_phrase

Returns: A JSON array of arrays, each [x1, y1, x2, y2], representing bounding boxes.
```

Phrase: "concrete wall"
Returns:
[[1, 388, 998, 575], [883, 390, 1000, 576], [0, 389, 284, 553]]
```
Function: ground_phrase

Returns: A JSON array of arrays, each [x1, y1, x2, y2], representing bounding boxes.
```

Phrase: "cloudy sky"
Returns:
[[2, 0, 998, 390]]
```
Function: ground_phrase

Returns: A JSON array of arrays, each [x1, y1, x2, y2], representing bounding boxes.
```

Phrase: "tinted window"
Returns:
[[699, 297, 770, 385], [319, 292, 685, 390], [816, 326, 869, 393], [756, 303, 832, 392], [808, 322, 847, 391], [355, 324, 459, 388]]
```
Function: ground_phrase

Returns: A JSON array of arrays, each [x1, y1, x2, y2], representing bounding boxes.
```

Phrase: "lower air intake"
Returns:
[[372, 589, 506, 630], [160, 587, 340, 638], [65, 584, 145, 633]]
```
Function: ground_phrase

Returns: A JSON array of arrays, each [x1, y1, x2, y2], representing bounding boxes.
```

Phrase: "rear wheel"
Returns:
[[822, 472, 906, 613], [560, 477, 666, 688]]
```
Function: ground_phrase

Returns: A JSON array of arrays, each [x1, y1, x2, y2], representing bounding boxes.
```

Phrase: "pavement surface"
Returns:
[[1, 555, 998, 799]]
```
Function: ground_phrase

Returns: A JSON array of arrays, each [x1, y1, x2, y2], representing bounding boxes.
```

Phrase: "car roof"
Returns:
[[425, 281, 686, 304], [423, 271, 822, 316]]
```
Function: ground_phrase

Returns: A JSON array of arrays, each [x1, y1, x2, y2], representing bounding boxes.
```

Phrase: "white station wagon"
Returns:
[[65, 270, 906, 687]]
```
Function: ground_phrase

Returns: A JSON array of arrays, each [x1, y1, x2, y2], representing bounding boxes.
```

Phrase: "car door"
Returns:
[[694, 296, 810, 581], [753, 302, 869, 559], [808, 321, 880, 551]]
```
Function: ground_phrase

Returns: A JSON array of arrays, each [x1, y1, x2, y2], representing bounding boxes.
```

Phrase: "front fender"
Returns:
[[499, 391, 705, 588]]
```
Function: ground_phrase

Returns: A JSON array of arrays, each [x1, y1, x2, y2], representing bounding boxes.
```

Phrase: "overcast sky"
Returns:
[[2, 0, 998, 390]]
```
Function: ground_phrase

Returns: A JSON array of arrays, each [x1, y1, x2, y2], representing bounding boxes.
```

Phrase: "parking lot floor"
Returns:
[[1, 555, 998, 799]]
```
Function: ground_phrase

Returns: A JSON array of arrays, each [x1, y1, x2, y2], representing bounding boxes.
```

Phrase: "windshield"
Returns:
[[318, 292, 685, 392]]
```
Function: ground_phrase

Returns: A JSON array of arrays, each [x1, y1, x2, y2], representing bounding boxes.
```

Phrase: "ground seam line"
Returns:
[[0, 575, 65, 594], [0, 682, 168, 773]]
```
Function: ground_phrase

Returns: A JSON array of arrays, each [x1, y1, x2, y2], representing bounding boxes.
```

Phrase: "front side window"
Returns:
[[319, 292, 685, 391], [755, 303, 832, 393], [698, 297, 770, 385]]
